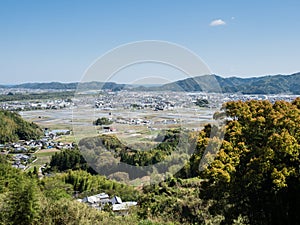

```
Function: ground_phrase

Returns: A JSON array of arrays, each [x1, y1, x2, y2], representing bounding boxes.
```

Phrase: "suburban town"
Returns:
[[1, 88, 298, 173]]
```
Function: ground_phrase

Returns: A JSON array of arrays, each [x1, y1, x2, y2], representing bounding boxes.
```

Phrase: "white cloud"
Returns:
[[209, 19, 226, 26]]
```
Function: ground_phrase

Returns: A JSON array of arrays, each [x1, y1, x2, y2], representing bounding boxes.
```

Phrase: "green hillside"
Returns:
[[0, 110, 42, 143], [162, 72, 300, 94]]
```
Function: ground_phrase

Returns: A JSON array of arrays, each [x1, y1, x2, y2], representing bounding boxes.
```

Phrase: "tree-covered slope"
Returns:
[[162, 72, 300, 94], [0, 110, 42, 143]]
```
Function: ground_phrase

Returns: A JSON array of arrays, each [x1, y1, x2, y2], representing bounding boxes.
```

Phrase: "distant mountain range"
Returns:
[[159, 72, 300, 94], [0, 81, 125, 91], [1, 72, 300, 94]]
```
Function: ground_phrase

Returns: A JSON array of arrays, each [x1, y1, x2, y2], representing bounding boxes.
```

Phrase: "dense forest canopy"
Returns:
[[76, 129, 192, 180], [175, 98, 300, 224], [49, 149, 93, 173], [0, 110, 42, 143]]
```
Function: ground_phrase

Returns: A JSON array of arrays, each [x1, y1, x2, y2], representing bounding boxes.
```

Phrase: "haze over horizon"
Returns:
[[1, 0, 300, 84]]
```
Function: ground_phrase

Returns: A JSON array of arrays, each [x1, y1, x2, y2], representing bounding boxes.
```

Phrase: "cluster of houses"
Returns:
[[0, 99, 73, 111], [94, 91, 300, 112], [11, 153, 35, 170], [221, 93, 299, 103], [0, 129, 74, 170], [114, 118, 151, 126], [114, 118, 178, 126], [78, 193, 137, 215], [94, 91, 193, 111], [98, 118, 179, 134], [1, 129, 73, 154]]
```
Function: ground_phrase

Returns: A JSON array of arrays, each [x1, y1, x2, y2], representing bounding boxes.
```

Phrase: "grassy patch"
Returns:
[[56, 135, 76, 143], [34, 150, 59, 157], [26, 149, 61, 171]]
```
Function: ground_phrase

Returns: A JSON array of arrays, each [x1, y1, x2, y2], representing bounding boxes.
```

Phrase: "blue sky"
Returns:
[[1, 0, 300, 84]]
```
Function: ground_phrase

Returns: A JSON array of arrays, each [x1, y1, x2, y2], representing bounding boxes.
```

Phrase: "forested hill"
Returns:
[[215, 73, 300, 94], [0, 110, 42, 143], [160, 72, 300, 94], [4, 81, 126, 91], [1, 72, 300, 94]]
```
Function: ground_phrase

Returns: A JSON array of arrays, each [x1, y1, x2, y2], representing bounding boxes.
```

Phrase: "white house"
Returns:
[[79, 193, 137, 215]]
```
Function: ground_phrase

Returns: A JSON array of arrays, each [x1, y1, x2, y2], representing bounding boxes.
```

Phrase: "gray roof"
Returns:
[[111, 196, 122, 205]]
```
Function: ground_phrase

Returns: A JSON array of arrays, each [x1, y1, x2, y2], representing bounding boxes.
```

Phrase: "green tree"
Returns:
[[196, 99, 300, 224], [0, 162, 42, 225], [93, 117, 113, 126]]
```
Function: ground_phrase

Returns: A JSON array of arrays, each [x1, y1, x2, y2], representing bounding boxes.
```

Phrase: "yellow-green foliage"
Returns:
[[189, 98, 300, 225]]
